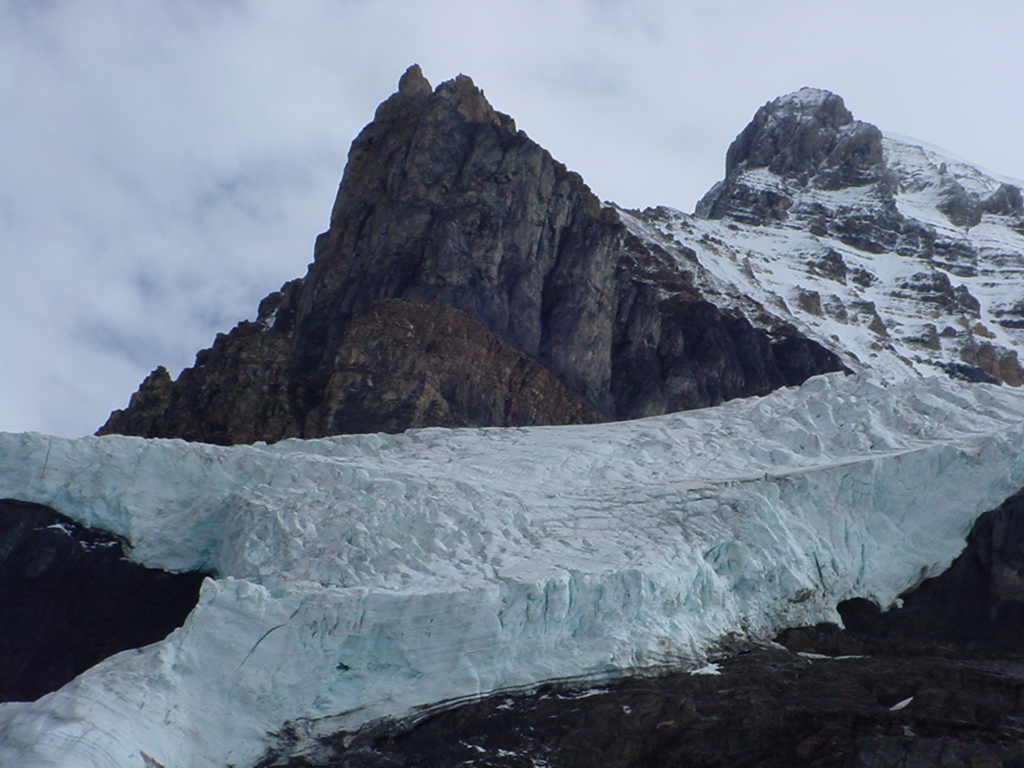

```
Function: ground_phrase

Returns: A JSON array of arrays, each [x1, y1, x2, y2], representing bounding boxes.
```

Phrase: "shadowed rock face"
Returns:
[[99, 67, 844, 445], [304, 298, 603, 434], [807, 488, 1024, 651], [264, 649, 1024, 768], [293, 66, 622, 417], [0, 499, 207, 702]]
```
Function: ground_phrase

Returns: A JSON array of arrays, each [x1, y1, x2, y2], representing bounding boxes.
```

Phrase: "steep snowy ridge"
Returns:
[[3, 374, 1024, 767], [627, 129, 1024, 389]]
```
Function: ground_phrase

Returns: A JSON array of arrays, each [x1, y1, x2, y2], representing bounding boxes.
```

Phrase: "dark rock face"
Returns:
[[0, 499, 207, 702], [935, 173, 983, 228], [269, 649, 1024, 768], [294, 67, 621, 417], [698, 88, 886, 224], [610, 233, 847, 419], [828, 488, 1024, 650], [100, 67, 843, 444], [98, 283, 300, 444], [894, 271, 980, 315], [983, 183, 1024, 217], [725, 88, 885, 190], [99, 292, 602, 441], [304, 298, 603, 434]]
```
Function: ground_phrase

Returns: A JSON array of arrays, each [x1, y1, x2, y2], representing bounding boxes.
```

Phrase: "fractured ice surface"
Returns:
[[3, 373, 1024, 767]]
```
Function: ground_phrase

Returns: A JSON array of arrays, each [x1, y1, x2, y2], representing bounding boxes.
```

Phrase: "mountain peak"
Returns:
[[723, 87, 878, 183], [435, 72, 515, 130], [397, 63, 432, 98], [771, 86, 850, 116], [98, 69, 844, 444], [373, 65, 515, 132]]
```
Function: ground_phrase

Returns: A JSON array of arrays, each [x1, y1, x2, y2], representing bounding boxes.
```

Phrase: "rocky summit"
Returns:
[[679, 87, 1024, 387], [98, 66, 844, 444]]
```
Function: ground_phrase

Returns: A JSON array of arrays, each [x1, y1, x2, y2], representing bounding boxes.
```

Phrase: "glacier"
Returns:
[[4, 373, 1024, 767]]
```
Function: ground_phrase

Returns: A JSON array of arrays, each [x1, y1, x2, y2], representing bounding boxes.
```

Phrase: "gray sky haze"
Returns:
[[4, 0, 1024, 436]]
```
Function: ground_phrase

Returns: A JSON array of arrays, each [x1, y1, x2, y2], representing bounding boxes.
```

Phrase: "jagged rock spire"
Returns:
[[99, 69, 844, 444]]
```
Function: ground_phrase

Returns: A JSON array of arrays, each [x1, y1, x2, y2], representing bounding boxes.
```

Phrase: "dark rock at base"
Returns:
[[261, 648, 1024, 768], [610, 277, 847, 420], [795, 488, 1024, 653], [305, 298, 603, 434], [0, 499, 208, 702], [99, 296, 602, 441]]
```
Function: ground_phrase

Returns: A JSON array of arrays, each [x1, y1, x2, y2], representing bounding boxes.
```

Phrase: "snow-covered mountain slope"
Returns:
[[623, 88, 1024, 390], [3, 373, 1024, 767]]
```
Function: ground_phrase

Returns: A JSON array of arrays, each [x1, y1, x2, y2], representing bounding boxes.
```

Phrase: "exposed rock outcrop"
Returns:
[[817, 488, 1024, 649], [302, 298, 603, 434], [291, 65, 621, 418], [0, 499, 207, 702], [270, 646, 1024, 768], [696, 88, 915, 264], [100, 67, 843, 444], [727, 88, 886, 190]]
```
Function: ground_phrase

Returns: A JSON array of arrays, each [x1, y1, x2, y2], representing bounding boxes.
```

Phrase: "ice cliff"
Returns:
[[4, 373, 1024, 767]]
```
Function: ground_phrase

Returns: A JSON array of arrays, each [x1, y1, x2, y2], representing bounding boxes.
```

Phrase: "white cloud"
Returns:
[[3, 0, 1023, 435]]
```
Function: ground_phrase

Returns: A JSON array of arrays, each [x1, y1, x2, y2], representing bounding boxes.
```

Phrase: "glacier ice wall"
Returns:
[[3, 374, 1024, 767]]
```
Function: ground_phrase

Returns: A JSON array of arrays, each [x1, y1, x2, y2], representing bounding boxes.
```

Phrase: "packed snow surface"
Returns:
[[4, 374, 1024, 767]]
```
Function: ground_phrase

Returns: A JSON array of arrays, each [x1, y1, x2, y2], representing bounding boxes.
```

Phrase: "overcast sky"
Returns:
[[4, 0, 1024, 437]]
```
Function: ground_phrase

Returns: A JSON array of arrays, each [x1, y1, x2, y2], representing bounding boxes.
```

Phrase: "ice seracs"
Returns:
[[3, 373, 1024, 767]]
